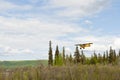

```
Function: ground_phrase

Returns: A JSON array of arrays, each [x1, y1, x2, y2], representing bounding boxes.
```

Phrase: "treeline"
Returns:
[[48, 41, 120, 66]]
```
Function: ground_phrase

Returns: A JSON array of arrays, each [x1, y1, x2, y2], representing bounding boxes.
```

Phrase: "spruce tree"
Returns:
[[62, 47, 65, 64], [74, 46, 80, 63], [106, 50, 109, 63], [66, 54, 69, 65], [81, 50, 86, 64], [69, 54, 73, 63], [108, 46, 114, 63], [93, 51, 97, 60], [98, 53, 102, 64], [54, 45, 59, 65], [113, 50, 117, 62], [103, 52, 106, 64], [90, 55, 97, 65], [48, 41, 53, 66], [90, 51, 98, 64]]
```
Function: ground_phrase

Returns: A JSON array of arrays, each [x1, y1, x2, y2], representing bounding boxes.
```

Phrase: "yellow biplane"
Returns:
[[75, 43, 93, 49]]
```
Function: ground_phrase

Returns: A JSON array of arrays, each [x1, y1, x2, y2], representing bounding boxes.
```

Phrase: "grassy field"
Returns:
[[0, 60, 120, 80], [0, 60, 48, 68], [0, 64, 120, 80]]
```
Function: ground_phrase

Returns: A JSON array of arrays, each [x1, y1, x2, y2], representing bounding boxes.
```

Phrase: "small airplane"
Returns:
[[75, 43, 93, 49]]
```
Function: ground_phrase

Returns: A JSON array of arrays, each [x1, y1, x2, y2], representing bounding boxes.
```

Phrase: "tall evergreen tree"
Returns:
[[54, 45, 60, 65], [62, 47, 65, 64], [48, 41, 53, 66], [93, 51, 97, 60], [90, 55, 97, 65], [113, 50, 117, 62], [74, 46, 80, 63], [103, 52, 106, 64], [69, 54, 73, 63], [81, 50, 86, 64], [90, 51, 98, 64], [106, 50, 109, 63], [108, 46, 114, 63], [98, 53, 102, 63], [66, 54, 69, 63]]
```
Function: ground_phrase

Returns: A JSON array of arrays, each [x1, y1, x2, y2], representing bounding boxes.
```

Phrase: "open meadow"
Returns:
[[0, 64, 120, 80], [0, 60, 48, 68]]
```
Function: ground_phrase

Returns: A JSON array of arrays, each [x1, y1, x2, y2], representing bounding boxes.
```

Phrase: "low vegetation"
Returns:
[[0, 60, 47, 68], [0, 65, 120, 80]]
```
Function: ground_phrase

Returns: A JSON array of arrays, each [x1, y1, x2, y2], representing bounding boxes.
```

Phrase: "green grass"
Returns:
[[0, 60, 48, 68]]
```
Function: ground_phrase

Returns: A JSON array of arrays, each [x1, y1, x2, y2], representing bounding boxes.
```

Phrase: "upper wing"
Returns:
[[84, 43, 93, 47], [75, 43, 93, 49]]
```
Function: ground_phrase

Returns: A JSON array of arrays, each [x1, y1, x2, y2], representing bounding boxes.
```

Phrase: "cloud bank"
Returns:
[[0, 0, 119, 60]]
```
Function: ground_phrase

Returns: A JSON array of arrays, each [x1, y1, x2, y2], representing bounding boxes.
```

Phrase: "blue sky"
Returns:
[[0, 0, 120, 60]]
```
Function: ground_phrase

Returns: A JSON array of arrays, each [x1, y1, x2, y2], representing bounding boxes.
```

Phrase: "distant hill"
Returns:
[[0, 60, 48, 68]]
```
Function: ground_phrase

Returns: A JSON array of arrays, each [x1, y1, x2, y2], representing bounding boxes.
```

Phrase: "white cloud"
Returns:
[[0, 16, 82, 56], [0, 45, 33, 55], [0, 0, 32, 11], [0, 15, 119, 58], [0, 16, 78, 35], [29, 0, 39, 3], [0, 0, 110, 19], [0, 0, 116, 60], [48, 0, 110, 18], [84, 20, 93, 25], [113, 38, 120, 49]]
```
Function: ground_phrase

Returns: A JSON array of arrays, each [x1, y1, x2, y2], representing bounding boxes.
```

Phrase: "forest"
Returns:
[[48, 41, 120, 66]]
